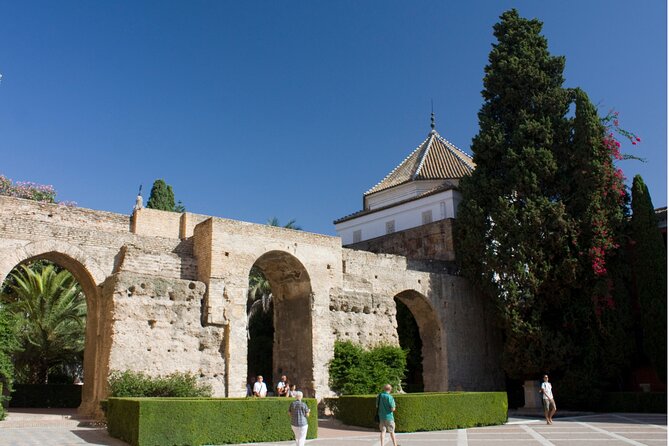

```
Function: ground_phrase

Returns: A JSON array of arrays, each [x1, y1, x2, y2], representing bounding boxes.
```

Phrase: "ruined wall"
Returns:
[[0, 195, 503, 417]]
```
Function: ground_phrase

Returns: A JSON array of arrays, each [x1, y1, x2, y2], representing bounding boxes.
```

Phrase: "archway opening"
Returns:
[[394, 290, 442, 392], [0, 257, 92, 408], [247, 266, 274, 390], [246, 251, 314, 396], [395, 298, 424, 392]]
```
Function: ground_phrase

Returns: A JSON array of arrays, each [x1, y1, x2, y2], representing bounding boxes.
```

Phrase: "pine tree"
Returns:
[[146, 179, 182, 212], [631, 175, 667, 382], [455, 9, 574, 378]]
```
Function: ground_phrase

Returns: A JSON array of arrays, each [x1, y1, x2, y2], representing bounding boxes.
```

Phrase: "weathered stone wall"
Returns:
[[104, 272, 226, 396], [0, 195, 503, 418], [345, 218, 456, 262]]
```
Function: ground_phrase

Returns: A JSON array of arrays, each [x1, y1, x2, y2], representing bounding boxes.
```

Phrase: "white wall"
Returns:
[[336, 189, 463, 245]]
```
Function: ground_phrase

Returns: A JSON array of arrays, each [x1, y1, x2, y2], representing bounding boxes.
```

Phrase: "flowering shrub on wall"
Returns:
[[0, 175, 76, 206]]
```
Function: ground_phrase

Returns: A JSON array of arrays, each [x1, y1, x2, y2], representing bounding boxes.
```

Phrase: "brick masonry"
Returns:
[[0, 195, 503, 417]]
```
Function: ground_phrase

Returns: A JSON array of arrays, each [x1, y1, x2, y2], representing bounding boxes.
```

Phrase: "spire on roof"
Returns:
[[430, 101, 436, 131]]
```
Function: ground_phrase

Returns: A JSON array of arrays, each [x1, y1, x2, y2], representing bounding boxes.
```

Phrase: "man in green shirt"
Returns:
[[376, 384, 398, 446]]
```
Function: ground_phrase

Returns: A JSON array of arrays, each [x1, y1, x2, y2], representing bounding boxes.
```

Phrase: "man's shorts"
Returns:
[[543, 398, 556, 411], [379, 419, 395, 433]]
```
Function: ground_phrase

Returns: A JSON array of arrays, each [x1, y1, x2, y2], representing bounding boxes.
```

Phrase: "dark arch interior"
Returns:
[[247, 251, 314, 396], [394, 289, 441, 392], [395, 298, 424, 392]]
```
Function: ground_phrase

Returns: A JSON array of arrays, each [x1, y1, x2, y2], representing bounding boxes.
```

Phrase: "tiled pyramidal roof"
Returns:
[[364, 129, 475, 196]]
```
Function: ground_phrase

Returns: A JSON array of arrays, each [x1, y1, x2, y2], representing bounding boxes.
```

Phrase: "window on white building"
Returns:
[[385, 220, 395, 234], [353, 230, 362, 243], [422, 210, 433, 225]]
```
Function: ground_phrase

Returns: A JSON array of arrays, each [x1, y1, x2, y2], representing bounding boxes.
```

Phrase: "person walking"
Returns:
[[376, 384, 399, 446], [540, 374, 557, 424], [288, 390, 310, 446]]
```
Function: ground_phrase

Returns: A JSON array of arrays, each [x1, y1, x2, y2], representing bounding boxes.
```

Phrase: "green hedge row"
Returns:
[[600, 392, 667, 413], [107, 397, 318, 446], [0, 383, 4, 420], [10, 384, 81, 408], [327, 392, 507, 432]]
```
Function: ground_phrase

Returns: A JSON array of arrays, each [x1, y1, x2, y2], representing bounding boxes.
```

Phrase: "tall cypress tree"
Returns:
[[631, 175, 667, 382], [146, 179, 177, 212], [455, 9, 574, 378]]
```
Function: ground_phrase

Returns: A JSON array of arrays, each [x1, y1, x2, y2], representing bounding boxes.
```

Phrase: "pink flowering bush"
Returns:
[[0, 175, 75, 206], [586, 112, 638, 280]]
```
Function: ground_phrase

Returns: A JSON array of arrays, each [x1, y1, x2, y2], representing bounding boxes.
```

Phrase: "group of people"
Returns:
[[248, 374, 298, 398], [251, 375, 557, 446]]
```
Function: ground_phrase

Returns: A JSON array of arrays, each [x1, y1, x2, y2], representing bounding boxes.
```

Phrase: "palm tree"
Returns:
[[0, 262, 86, 384], [266, 217, 302, 230]]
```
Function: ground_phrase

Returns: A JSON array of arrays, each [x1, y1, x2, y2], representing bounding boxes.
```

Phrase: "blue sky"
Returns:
[[0, 1, 665, 236]]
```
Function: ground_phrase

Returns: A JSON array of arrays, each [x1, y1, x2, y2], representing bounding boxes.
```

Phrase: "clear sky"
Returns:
[[0, 1, 665, 236]]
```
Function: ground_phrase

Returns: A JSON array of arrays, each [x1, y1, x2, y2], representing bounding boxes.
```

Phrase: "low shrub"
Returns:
[[108, 370, 212, 397], [107, 397, 318, 446], [600, 392, 667, 413], [328, 341, 406, 395], [10, 384, 81, 408], [332, 392, 507, 432]]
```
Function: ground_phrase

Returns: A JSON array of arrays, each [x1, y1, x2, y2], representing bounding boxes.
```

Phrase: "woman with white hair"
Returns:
[[288, 390, 310, 446]]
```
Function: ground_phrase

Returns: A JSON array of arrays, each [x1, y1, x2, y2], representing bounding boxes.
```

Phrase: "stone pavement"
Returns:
[[0, 409, 665, 446]]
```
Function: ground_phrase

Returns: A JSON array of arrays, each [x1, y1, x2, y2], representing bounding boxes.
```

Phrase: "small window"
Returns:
[[385, 220, 395, 234], [422, 210, 433, 225], [352, 230, 362, 243]]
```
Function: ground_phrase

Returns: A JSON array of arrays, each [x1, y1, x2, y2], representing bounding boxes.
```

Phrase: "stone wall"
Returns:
[[0, 195, 503, 417], [345, 218, 456, 262]]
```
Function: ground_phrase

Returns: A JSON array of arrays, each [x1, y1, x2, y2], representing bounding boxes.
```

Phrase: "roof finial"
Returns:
[[430, 100, 436, 131]]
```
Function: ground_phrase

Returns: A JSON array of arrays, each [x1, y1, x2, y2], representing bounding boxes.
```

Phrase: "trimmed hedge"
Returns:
[[107, 397, 318, 446], [0, 383, 4, 420], [600, 392, 667, 413], [10, 384, 81, 408], [329, 392, 507, 432]]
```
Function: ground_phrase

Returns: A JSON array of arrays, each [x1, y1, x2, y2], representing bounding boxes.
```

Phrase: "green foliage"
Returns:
[[108, 370, 212, 398], [328, 340, 406, 395], [107, 397, 318, 446], [146, 179, 184, 212], [9, 384, 81, 408], [0, 307, 18, 408], [267, 217, 302, 230], [600, 392, 667, 413], [0, 383, 4, 420], [631, 175, 667, 382], [1, 262, 85, 384], [330, 392, 507, 432]]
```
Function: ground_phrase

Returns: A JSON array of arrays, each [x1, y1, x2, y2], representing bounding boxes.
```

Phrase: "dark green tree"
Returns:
[[631, 175, 667, 382], [455, 9, 575, 378], [146, 179, 184, 212], [456, 12, 636, 401]]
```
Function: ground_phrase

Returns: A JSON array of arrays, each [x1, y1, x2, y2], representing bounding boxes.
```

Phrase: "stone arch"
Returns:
[[0, 240, 106, 415], [249, 250, 314, 396], [394, 289, 444, 391]]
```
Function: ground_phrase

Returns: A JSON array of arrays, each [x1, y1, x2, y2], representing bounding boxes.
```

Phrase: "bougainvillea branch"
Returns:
[[0, 175, 76, 206]]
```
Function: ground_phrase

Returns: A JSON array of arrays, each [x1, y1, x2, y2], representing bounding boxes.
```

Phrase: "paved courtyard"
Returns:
[[0, 409, 665, 446]]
